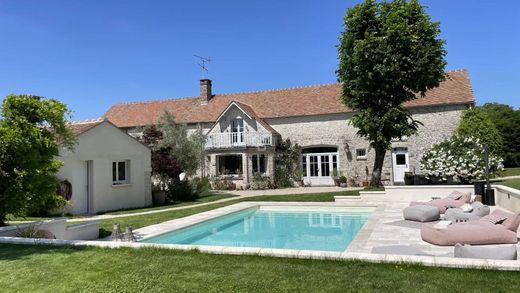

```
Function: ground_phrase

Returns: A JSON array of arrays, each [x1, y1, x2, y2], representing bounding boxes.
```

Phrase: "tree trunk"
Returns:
[[370, 147, 387, 187]]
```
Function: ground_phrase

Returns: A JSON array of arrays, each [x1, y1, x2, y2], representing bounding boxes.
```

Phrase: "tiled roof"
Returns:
[[232, 101, 279, 134], [69, 119, 104, 136], [104, 69, 474, 128]]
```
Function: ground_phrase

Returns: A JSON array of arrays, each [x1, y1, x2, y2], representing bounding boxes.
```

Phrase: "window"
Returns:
[[231, 118, 244, 144], [395, 154, 407, 165], [252, 154, 266, 174], [112, 161, 129, 185], [231, 118, 244, 133], [218, 155, 243, 176], [320, 155, 330, 176], [302, 156, 307, 177], [356, 149, 367, 160]]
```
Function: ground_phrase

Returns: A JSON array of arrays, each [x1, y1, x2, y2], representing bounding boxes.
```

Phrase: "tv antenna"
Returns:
[[194, 55, 211, 78]]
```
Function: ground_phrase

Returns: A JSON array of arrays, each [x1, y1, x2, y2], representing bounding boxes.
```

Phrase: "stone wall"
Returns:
[[266, 104, 467, 185], [125, 104, 467, 186]]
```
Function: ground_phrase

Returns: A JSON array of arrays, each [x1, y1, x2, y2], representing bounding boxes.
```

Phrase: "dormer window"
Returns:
[[232, 118, 244, 133], [231, 118, 244, 145]]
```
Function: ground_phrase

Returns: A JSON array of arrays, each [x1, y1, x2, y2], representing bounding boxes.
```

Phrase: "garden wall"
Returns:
[[494, 185, 520, 213], [0, 219, 99, 240]]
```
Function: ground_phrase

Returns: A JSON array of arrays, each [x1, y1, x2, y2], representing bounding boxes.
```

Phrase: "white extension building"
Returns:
[[57, 119, 152, 214]]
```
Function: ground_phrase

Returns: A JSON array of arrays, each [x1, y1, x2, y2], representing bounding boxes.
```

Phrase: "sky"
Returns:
[[0, 0, 519, 120]]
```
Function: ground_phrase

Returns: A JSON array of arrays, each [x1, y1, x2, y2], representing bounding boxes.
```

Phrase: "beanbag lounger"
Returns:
[[444, 202, 490, 222], [410, 190, 471, 214], [421, 210, 520, 246], [403, 205, 440, 222], [454, 244, 518, 260]]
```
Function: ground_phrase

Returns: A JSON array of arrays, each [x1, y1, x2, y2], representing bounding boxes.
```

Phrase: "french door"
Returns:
[[231, 119, 244, 145], [302, 153, 337, 186]]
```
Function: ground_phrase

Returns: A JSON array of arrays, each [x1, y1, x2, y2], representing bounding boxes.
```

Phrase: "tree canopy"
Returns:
[[0, 95, 75, 225], [479, 103, 520, 167], [143, 111, 206, 189], [337, 0, 446, 186], [456, 107, 503, 155]]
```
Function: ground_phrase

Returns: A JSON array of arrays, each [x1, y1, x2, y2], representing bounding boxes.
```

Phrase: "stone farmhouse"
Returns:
[[104, 69, 475, 187]]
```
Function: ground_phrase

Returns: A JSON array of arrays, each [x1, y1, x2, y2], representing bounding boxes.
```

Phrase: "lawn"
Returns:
[[0, 244, 517, 292], [97, 191, 359, 237], [102, 192, 237, 215], [497, 167, 520, 178], [6, 192, 238, 223], [497, 179, 520, 190]]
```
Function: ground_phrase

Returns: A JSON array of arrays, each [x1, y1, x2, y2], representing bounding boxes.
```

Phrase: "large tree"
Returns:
[[0, 95, 75, 225], [337, 0, 446, 186], [480, 103, 520, 167], [143, 111, 206, 189], [456, 108, 503, 155]]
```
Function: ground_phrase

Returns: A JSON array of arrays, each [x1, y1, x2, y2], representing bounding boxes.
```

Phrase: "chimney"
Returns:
[[200, 79, 212, 102]]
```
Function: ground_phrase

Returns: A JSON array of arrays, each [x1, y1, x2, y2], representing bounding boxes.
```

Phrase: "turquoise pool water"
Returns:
[[142, 206, 373, 252]]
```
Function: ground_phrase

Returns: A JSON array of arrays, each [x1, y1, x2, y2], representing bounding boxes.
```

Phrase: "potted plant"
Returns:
[[404, 172, 414, 185], [348, 176, 356, 187], [339, 176, 348, 187], [295, 169, 305, 187], [332, 168, 340, 186]]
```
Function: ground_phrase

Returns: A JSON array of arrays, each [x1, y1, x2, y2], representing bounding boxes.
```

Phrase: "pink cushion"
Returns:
[[491, 210, 520, 232], [421, 221, 518, 246], [480, 214, 507, 224], [410, 195, 470, 214], [448, 191, 464, 200]]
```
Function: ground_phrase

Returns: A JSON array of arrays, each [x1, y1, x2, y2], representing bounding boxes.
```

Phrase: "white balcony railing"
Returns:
[[205, 132, 273, 149]]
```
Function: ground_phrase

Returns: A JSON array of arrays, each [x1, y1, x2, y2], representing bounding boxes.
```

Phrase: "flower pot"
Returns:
[[152, 190, 166, 206], [404, 172, 414, 185], [339, 182, 348, 188]]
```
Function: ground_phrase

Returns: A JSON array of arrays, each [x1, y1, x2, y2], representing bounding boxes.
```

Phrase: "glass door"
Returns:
[[231, 118, 244, 145]]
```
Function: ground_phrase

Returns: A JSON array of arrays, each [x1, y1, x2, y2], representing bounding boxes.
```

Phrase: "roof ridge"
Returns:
[[70, 117, 104, 125], [108, 83, 340, 107], [216, 82, 339, 97], [445, 68, 468, 73], [112, 95, 201, 106]]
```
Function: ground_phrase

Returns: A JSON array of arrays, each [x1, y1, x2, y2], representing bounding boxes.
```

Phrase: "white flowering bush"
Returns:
[[420, 135, 504, 184]]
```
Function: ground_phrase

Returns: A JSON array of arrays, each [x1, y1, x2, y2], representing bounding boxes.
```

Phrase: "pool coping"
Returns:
[[133, 201, 378, 245]]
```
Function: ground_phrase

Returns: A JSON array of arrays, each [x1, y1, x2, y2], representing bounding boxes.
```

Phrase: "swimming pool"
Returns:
[[141, 206, 374, 252]]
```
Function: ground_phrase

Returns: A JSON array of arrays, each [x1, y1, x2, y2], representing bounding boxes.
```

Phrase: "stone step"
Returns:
[[334, 195, 362, 202]]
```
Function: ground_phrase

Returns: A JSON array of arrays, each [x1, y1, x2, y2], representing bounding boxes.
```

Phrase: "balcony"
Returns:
[[205, 132, 274, 149]]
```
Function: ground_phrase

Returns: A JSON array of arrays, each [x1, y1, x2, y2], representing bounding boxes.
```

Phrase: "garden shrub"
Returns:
[[250, 173, 273, 190], [210, 177, 236, 190], [274, 139, 302, 188], [420, 135, 503, 184], [167, 177, 211, 202]]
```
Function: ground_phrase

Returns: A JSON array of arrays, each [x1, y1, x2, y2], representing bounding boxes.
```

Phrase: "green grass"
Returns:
[[96, 191, 359, 237], [103, 192, 237, 215], [497, 179, 520, 190], [0, 244, 517, 292], [497, 167, 520, 177]]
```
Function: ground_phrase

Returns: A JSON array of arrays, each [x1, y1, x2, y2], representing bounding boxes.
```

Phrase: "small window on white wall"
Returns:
[[112, 161, 129, 185], [356, 149, 367, 160]]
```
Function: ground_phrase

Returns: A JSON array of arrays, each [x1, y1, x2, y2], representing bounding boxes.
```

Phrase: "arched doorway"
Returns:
[[301, 146, 338, 186]]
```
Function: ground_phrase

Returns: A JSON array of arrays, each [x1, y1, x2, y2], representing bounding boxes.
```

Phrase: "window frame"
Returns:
[[252, 154, 267, 175], [356, 149, 367, 160], [112, 161, 129, 185]]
